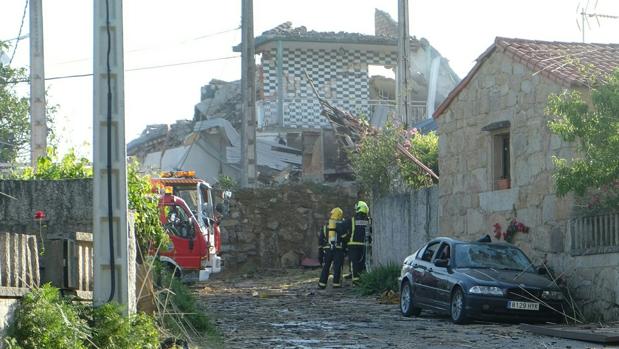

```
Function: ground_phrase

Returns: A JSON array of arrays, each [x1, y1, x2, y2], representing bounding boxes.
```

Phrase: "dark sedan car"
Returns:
[[399, 237, 566, 324]]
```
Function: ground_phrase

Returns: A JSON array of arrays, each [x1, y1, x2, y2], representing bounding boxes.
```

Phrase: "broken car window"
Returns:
[[454, 244, 533, 271]]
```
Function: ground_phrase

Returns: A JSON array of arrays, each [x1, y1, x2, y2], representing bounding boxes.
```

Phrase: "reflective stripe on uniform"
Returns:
[[349, 217, 369, 244]]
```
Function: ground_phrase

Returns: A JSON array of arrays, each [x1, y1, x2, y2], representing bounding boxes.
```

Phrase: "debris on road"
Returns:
[[520, 323, 619, 344], [198, 269, 595, 348]]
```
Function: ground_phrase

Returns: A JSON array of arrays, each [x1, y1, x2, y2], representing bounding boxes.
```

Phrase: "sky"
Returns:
[[1, 0, 618, 159]]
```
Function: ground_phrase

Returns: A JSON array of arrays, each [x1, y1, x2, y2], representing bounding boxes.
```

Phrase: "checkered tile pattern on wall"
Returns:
[[260, 48, 396, 129]]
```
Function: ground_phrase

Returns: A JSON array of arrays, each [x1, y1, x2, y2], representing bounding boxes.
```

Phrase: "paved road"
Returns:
[[197, 269, 607, 349]]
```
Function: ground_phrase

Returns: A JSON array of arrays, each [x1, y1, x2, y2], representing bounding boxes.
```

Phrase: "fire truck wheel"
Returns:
[[164, 262, 182, 278]]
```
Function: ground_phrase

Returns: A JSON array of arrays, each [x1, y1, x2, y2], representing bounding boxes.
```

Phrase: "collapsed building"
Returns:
[[127, 9, 459, 184]]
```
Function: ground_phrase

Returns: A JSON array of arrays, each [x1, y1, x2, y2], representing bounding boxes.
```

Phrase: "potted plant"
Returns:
[[495, 177, 511, 190]]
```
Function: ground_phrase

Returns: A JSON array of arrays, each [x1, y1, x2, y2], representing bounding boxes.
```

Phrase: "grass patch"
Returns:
[[157, 267, 222, 346], [356, 263, 400, 296]]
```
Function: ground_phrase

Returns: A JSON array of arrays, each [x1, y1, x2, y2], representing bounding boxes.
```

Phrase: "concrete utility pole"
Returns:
[[29, 0, 47, 165], [240, 0, 257, 188], [93, 0, 135, 314], [396, 0, 412, 126]]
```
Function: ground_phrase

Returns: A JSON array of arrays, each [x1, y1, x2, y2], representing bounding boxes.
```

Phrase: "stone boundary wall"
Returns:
[[372, 186, 439, 266], [219, 184, 357, 271], [0, 179, 93, 235]]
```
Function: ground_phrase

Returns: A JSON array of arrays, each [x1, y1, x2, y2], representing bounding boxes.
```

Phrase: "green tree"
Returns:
[[546, 69, 619, 209], [0, 42, 29, 163], [17, 147, 92, 179], [350, 122, 438, 196], [127, 159, 169, 251]]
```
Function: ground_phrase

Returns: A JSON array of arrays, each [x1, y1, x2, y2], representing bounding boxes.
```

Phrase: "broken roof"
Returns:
[[434, 37, 619, 118], [233, 21, 414, 51], [194, 118, 301, 171]]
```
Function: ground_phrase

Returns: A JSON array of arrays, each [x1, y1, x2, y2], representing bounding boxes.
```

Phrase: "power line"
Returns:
[[193, 26, 240, 40], [1, 55, 241, 84], [125, 55, 240, 72], [9, 0, 29, 65], [51, 26, 241, 66]]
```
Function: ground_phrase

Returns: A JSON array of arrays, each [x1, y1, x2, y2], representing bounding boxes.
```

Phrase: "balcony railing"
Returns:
[[569, 212, 619, 256], [257, 98, 427, 129]]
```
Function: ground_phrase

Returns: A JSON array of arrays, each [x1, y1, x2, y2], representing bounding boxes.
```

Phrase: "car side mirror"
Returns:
[[537, 266, 547, 275], [434, 259, 449, 268]]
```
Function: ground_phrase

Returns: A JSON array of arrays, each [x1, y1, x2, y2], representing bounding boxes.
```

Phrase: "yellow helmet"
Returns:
[[330, 207, 343, 220], [355, 201, 369, 215]]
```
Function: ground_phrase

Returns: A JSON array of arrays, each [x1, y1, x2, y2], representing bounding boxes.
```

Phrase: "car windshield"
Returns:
[[454, 244, 533, 271]]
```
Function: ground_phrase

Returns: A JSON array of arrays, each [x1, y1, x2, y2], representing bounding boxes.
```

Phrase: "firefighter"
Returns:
[[317, 225, 327, 267], [318, 207, 346, 289], [341, 201, 371, 285]]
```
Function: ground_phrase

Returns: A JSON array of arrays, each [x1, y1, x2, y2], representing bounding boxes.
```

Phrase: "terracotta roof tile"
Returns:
[[434, 37, 619, 118], [496, 37, 619, 87]]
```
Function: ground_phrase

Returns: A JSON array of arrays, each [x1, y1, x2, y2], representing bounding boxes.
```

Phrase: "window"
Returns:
[[493, 132, 510, 190], [436, 243, 451, 260], [420, 241, 440, 262], [164, 204, 194, 238]]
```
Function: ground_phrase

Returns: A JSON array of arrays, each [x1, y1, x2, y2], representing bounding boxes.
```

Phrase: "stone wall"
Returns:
[[0, 180, 92, 234], [219, 184, 357, 270], [374, 9, 397, 37], [372, 186, 439, 266], [436, 49, 619, 320]]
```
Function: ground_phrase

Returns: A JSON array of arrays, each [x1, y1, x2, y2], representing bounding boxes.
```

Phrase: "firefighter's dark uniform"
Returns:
[[317, 225, 327, 267], [340, 201, 371, 284], [318, 208, 346, 289]]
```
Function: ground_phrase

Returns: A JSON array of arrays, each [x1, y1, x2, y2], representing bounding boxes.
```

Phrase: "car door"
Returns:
[[427, 242, 453, 310], [412, 241, 440, 305], [161, 200, 198, 269]]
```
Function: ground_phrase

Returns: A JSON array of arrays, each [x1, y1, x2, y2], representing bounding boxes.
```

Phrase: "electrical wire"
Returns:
[[192, 26, 240, 40], [9, 0, 29, 65], [1, 55, 240, 84], [104, 0, 116, 303], [52, 26, 240, 66]]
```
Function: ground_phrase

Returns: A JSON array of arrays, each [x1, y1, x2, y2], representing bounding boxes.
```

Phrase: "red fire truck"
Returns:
[[152, 171, 227, 281]]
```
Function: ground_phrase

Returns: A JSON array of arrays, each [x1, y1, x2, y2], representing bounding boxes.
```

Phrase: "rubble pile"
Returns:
[[194, 79, 242, 130], [304, 71, 438, 181]]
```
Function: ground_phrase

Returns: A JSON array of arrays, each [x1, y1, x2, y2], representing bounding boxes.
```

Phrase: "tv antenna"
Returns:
[[577, 0, 619, 42]]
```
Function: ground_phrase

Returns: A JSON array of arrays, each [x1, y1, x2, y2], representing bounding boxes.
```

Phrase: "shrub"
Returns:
[[350, 122, 438, 196], [6, 284, 89, 349], [5, 285, 160, 349], [91, 303, 159, 349], [356, 263, 401, 296]]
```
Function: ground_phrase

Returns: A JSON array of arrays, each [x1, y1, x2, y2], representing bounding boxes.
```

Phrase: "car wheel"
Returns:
[[400, 281, 421, 317], [450, 287, 468, 324]]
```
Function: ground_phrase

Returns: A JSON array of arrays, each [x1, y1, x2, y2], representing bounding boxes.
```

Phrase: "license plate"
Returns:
[[507, 301, 539, 311]]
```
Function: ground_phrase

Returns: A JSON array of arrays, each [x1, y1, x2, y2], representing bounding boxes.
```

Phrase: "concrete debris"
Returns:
[[304, 70, 439, 181], [194, 79, 242, 130], [127, 120, 193, 157]]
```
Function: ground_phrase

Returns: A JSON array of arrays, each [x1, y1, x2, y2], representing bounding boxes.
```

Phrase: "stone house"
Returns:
[[434, 37, 619, 320], [235, 9, 459, 179]]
